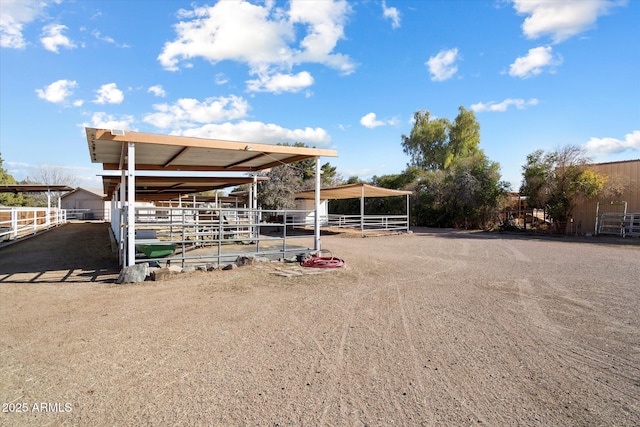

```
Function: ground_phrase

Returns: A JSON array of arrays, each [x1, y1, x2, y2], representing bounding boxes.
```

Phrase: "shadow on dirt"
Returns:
[[0, 222, 119, 283]]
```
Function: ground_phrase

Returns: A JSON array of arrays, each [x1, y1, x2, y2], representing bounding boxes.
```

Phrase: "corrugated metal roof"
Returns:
[[86, 128, 337, 172]]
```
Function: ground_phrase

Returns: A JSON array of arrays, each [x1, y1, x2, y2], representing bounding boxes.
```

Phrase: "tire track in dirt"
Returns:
[[416, 277, 517, 425], [506, 276, 638, 425]]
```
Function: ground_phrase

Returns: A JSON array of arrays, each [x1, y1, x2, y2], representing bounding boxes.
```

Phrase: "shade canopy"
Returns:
[[0, 184, 74, 193], [296, 183, 412, 200], [100, 175, 266, 202], [86, 128, 337, 172]]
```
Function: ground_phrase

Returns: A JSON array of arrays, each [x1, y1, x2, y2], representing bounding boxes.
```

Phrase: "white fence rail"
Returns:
[[0, 207, 67, 243], [326, 214, 409, 233]]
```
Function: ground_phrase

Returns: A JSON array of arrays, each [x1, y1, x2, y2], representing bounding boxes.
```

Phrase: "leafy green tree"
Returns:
[[344, 176, 362, 185], [444, 153, 509, 228], [278, 142, 338, 190], [401, 107, 508, 228], [401, 111, 449, 170], [445, 107, 481, 169], [0, 155, 26, 206], [371, 166, 423, 190], [520, 145, 606, 231]]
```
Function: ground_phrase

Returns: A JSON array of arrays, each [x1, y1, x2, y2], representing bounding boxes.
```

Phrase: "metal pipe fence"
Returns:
[[0, 207, 67, 243], [65, 208, 110, 221], [127, 206, 319, 267], [326, 214, 409, 233]]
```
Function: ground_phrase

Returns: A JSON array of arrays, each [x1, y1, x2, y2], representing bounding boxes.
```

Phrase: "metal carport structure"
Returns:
[[0, 184, 74, 242], [296, 183, 412, 234], [85, 128, 337, 267]]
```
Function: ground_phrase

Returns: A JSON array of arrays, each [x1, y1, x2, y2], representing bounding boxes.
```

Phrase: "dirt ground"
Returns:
[[1, 222, 639, 426]]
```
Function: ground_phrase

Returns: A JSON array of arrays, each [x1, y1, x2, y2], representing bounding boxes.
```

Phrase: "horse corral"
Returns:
[[0, 223, 638, 425]]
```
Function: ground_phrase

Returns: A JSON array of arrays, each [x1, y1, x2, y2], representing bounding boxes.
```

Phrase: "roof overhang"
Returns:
[[101, 175, 267, 202], [0, 184, 74, 194], [296, 183, 412, 200], [86, 128, 337, 172]]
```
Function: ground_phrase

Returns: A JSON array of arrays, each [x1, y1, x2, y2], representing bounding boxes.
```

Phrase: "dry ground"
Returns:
[[0, 223, 639, 426]]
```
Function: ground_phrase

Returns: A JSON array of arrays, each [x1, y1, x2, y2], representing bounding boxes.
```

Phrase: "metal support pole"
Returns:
[[253, 173, 258, 237], [46, 191, 51, 230], [127, 142, 136, 267], [119, 169, 126, 266], [360, 185, 365, 236], [11, 209, 17, 239], [314, 157, 321, 251], [406, 194, 410, 232]]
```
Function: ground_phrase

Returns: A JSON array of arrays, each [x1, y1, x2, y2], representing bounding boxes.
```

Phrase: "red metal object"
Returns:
[[300, 250, 345, 268]]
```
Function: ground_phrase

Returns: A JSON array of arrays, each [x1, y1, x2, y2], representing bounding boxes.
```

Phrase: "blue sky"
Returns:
[[1, 0, 638, 191]]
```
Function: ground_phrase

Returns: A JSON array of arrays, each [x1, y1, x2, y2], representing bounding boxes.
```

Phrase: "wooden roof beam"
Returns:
[[224, 152, 269, 169], [163, 147, 191, 168]]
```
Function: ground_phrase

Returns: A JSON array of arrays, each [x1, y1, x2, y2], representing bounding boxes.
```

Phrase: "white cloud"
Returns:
[[382, 1, 401, 29], [246, 71, 314, 93], [82, 112, 136, 131], [511, 0, 625, 43], [360, 112, 398, 129], [90, 29, 114, 44], [509, 46, 562, 78], [90, 29, 130, 48], [157, 0, 354, 93], [470, 98, 539, 113], [288, 0, 353, 73], [215, 73, 229, 85], [148, 85, 166, 97], [143, 95, 250, 129], [179, 120, 331, 147], [584, 130, 640, 156], [40, 23, 76, 53], [426, 48, 459, 81], [0, 0, 46, 49], [93, 83, 124, 104], [35, 79, 78, 104]]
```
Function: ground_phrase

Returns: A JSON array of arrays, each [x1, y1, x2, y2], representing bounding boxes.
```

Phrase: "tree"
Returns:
[[0, 155, 26, 206], [401, 107, 483, 172], [445, 107, 481, 169], [401, 107, 508, 228], [255, 142, 339, 208], [444, 153, 509, 229], [401, 110, 449, 170], [281, 142, 339, 190], [371, 166, 423, 190], [257, 165, 301, 210], [23, 165, 78, 207], [520, 145, 606, 232], [414, 154, 508, 229], [344, 176, 363, 185]]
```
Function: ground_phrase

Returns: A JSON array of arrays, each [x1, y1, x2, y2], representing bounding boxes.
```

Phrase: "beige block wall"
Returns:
[[572, 160, 640, 235]]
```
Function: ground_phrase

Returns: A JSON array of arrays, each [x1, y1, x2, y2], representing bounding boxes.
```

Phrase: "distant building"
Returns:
[[60, 187, 109, 220], [572, 159, 640, 236]]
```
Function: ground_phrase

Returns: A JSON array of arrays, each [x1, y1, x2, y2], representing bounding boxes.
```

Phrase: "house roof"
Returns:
[[61, 187, 106, 199], [86, 128, 337, 172], [100, 175, 267, 202], [296, 183, 412, 200]]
